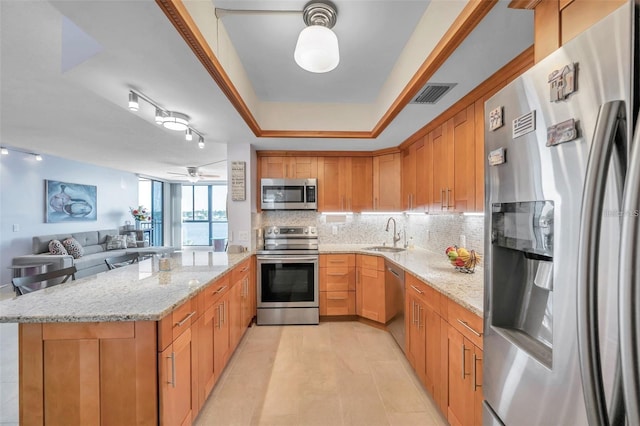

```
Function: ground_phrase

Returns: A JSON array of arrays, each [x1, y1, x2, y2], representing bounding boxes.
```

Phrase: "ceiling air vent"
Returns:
[[411, 83, 457, 104]]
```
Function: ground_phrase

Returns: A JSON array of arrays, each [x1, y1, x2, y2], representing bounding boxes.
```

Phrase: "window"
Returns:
[[138, 178, 164, 246], [182, 184, 228, 250]]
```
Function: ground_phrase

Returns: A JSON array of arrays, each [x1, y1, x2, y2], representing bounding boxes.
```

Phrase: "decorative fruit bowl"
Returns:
[[445, 245, 480, 274]]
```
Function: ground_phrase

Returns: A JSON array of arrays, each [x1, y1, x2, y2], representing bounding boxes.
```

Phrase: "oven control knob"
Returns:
[[310, 228, 316, 234], [304, 229, 308, 234], [274, 229, 279, 234], [267, 229, 272, 234]]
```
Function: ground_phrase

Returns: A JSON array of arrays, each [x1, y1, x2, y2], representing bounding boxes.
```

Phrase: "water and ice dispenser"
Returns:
[[490, 201, 554, 368]]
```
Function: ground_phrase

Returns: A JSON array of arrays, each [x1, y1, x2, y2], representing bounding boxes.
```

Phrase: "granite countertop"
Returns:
[[320, 244, 484, 316], [0, 250, 252, 323]]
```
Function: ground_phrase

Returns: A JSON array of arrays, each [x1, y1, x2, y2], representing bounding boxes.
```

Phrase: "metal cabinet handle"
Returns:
[[441, 189, 446, 210], [241, 266, 249, 272], [457, 318, 482, 337], [213, 285, 228, 294], [473, 353, 482, 391], [217, 305, 222, 329], [388, 268, 401, 278], [168, 352, 176, 388], [412, 301, 418, 325], [418, 305, 423, 329], [174, 311, 196, 327], [374, 197, 378, 211], [462, 343, 470, 379], [410, 284, 423, 294], [221, 302, 226, 325], [446, 189, 452, 209]]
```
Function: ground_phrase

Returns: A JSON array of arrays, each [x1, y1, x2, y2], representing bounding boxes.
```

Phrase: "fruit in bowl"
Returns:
[[445, 245, 480, 272]]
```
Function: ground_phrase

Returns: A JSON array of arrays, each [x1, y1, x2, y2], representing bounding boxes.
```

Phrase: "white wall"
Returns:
[[226, 143, 257, 250], [0, 152, 138, 284]]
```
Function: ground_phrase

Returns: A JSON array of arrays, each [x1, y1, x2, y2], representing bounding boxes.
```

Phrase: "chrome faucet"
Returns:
[[385, 217, 402, 248]]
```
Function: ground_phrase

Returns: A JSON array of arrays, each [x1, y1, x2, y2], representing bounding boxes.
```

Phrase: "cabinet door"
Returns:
[[473, 346, 483, 426], [424, 305, 441, 397], [407, 294, 426, 381], [291, 157, 317, 178], [451, 105, 476, 212], [447, 326, 474, 426], [159, 328, 194, 426], [213, 296, 230, 380], [196, 307, 215, 409], [229, 279, 243, 352], [348, 157, 373, 212], [260, 157, 286, 178], [317, 157, 346, 211], [431, 125, 448, 212], [416, 136, 432, 211], [373, 153, 401, 211], [402, 144, 417, 210], [359, 265, 385, 323]]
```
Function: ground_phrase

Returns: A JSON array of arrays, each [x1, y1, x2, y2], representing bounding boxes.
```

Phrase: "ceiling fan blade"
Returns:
[[167, 172, 187, 176]]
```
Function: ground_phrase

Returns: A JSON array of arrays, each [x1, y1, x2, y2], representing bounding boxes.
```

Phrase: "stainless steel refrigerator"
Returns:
[[483, 1, 640, 424]]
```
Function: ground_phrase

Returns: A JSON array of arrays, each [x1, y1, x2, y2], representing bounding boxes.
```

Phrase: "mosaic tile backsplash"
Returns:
[[258, 211, 485, 255]]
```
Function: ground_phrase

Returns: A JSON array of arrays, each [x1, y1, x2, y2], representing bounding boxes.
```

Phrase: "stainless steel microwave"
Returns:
[[261, 178, 317, 210]]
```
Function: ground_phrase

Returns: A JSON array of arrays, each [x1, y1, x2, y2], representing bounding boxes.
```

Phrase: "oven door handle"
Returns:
[[257, 256, 319, 262]]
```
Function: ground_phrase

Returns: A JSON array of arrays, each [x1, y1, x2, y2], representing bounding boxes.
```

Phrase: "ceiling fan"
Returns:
[[167, 160, 226, 182]]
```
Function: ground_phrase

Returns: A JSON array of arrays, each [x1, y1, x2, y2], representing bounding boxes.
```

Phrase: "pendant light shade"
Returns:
[[294, 1, 339, 73], [295, 25, 339, 73], [162, 111, 189, 131]]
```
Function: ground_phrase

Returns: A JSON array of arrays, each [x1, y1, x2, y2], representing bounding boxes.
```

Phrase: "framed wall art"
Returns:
[[45, 180, 97, 222]]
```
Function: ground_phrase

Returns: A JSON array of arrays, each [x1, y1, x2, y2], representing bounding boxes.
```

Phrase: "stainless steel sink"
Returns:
[[363, 246, 405, 253]]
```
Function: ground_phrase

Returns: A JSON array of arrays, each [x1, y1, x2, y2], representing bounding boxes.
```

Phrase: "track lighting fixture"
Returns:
[[0, 148, 8, 155], [128, 92, 139, 111], [155, 108, 165, 124], [127, 89, 206, 148]]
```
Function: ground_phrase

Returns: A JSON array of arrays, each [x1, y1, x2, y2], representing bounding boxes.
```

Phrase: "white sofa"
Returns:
[[12, 229, 175, 278]]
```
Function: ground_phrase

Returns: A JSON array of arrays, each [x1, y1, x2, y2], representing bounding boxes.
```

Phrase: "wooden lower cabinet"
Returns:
[[404, 274, 483, 426], [159, 327, 196, 426], [319, 254, 356, 316], [213, 293, 230, 381], [355, 255, 389, 323]]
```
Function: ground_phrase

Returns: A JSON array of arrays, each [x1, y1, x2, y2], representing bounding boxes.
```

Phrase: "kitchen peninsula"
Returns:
[[0, 251, 254, 425]]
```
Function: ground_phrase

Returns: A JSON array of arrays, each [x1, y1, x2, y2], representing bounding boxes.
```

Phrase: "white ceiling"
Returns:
[[0, 0, 533, 182]]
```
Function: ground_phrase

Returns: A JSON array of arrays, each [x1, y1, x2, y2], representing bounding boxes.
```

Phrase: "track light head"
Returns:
[[185, 128, 193, 141], [128, 92, 139, 111], [198, 136, 205, 149]]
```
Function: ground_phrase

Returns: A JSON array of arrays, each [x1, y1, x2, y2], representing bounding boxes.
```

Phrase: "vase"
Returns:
[[135, 220, 141, 230]]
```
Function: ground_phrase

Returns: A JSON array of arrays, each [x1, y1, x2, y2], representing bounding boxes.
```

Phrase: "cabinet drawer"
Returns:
[[357, 254, 384, 271], [405, 275, 442, 316], [321, 267, 353, 291], [320, 254, 355, 268], [158, 297, 197, 351], [448, 300, 483, 348], [232, 258, 251, 282], [320, 291, 355, 316], [203, 275, 230, 309]]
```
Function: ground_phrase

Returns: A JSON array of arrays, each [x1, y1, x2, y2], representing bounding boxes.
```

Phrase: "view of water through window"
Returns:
[[182, 184, 228, 250]]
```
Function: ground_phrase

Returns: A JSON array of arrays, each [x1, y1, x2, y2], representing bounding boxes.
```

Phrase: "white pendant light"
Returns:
[[294, 2, 339, 73], [185, 128, 193, 141]]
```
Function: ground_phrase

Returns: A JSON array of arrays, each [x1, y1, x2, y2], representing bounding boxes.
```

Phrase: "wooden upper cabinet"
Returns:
[[431, 124, 453, 212], [349, 157, 373, 212], [317, 157, 347, 211], [260, 156, 317, 179], [317, 157, 372, 212], [451, 105, 476, 212], [373, 153, 401, 211], [415, 138, 432, 211], [401, 143, 417, 211]]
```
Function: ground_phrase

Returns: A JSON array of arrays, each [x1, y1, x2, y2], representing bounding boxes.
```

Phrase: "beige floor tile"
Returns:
[[197, 322, 441, 426], [387, 411, 445, 426]]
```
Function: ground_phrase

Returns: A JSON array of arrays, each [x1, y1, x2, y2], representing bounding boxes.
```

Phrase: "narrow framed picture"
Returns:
[[45, 180, 97, 222]]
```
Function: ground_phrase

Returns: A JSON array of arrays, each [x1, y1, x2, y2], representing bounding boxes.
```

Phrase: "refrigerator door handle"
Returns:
[[619, 114, 640, 426], [577, 100, 626, 426]]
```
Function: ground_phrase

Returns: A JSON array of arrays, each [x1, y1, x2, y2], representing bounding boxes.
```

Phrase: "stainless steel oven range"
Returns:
[[256, 226, 319, 325]]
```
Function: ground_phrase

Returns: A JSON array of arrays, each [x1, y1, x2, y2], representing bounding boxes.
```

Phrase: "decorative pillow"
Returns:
[[48, 239, 68, 255], [126, 234, 137, 248], [62, 237, 84, 259], [106, 234, 128, 250]]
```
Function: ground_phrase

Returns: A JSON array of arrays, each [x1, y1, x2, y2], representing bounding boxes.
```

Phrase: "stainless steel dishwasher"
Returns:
[[385, 260, 405, 353]]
